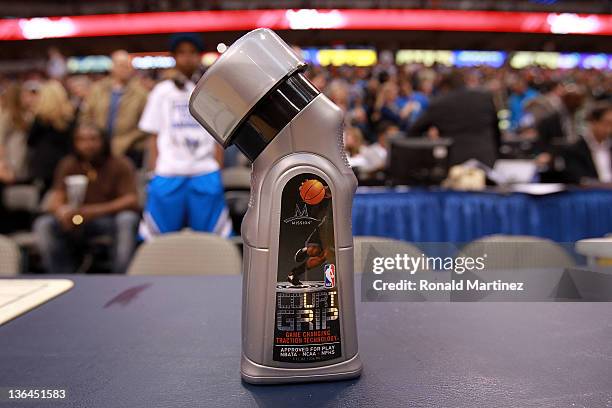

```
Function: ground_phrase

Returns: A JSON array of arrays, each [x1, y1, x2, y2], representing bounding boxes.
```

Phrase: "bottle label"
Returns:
[[273, 173, 342, 363]]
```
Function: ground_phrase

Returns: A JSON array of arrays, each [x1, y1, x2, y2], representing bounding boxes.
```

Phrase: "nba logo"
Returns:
[[324, 264, 336, 288]]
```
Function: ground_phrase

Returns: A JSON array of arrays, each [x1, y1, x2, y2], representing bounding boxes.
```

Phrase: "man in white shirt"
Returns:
[[561, 102, 611, 184], [361, 121, 397, 173], [138, 33, 232, 239]]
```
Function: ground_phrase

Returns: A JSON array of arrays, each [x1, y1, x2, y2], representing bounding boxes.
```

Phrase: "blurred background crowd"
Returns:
[[310, 62, 610, 182], [0, 0, 611, 274], [3, 49, 610, 186]]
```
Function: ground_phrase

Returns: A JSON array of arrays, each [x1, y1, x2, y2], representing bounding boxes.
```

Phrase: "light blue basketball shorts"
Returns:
[[139, 170, 233, 241]]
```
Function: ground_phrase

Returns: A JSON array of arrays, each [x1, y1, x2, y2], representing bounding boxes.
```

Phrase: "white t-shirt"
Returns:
[[360, 143, 388, 172], [139, 79, 219, 176]]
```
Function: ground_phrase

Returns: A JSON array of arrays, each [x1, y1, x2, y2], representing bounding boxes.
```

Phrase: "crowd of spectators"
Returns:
[[0, 39, 611, 273], [305, 61, 611, 182]]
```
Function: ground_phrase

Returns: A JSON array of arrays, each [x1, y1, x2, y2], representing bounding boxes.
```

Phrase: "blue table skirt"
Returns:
[[352, 188, 612, 242]]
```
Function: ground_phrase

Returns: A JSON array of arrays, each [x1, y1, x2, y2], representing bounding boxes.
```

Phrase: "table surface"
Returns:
[[1, 275, 611, 408]]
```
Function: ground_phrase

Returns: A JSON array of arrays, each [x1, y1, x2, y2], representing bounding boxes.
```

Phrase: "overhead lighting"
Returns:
[[1, 9, 611, 40], [18, 17, 75, 40]]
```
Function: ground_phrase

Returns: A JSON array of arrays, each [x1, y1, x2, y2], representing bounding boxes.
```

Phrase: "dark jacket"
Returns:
[[27, 117, 74, 191], [537, 111, 565, 144], [559, 138, 610, 184], [407, 88, 500, 166]]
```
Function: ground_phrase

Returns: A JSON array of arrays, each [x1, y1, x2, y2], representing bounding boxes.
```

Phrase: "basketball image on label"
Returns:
[[300, 179, 326, 205]]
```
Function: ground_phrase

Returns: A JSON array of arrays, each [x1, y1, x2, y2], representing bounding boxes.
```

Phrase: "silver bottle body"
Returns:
[[240, 93, 362, 383]]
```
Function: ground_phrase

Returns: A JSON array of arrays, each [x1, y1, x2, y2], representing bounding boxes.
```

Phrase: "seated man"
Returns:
[[559, 102, 611, 184], [34, 123, 140, 274]]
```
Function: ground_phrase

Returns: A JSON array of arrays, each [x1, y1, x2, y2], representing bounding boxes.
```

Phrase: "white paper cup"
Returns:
[[65, 174, 88, 207]]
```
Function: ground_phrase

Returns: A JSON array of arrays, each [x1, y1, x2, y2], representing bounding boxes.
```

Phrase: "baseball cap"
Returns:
[[169, 33, 205, 53]]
